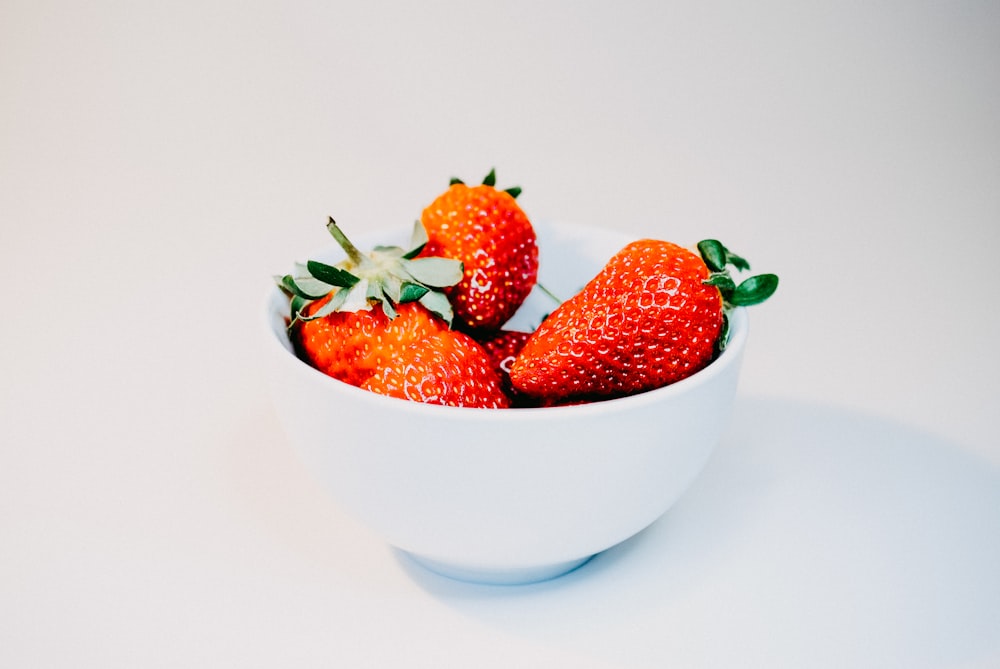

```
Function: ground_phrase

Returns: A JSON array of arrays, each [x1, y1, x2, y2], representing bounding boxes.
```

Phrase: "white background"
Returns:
[[2, 1, 998, 667]]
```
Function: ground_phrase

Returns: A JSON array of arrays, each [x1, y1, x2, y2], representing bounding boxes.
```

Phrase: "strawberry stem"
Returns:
[[326, 217, 368, 267], [535, 281, 563, 305]]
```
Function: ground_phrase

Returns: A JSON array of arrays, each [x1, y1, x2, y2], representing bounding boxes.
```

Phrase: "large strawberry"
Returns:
[[508, 239, 777, 402], [276, 219, 509, 408], [419, 169, 539, 334]]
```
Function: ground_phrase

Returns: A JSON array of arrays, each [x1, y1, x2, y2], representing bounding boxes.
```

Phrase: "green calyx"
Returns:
[[697, 239, 779, 352], [275, 217, 464, 327], [449, 168, 522, 199], [698, 239, 779, 307]]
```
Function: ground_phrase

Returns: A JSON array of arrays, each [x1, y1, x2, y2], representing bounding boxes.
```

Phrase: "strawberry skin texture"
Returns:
[[509, 239, 724, 401], [479, 329, 532, 378], [361, 330, 511, 408], [420, 183, 538, 333], [295, 300, 445, 387], [478, 329, 534, 406]]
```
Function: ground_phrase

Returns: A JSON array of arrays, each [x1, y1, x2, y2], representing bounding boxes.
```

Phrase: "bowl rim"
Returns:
[[263, 278, 748, 421]]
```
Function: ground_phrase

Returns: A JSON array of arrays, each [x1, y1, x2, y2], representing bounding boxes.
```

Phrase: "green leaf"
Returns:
[[727, 250, 751, 272], [367, 283, 397, 319], [292, 275, 338, 298], [301, 291, 343, 320], [730, 273, 779, 306], [326, 287, 351, 312], [276, 275, 303, 297], [306, 260, 359, 288], [403, 220, 428, 259], [703, 273, 735, 291], [371, 244, 405, 258], [449, 177, 464, 185], [697, 240, 727, 272], [399, 257, 464, 287], [338, 279, 372, 312], [482, 168, 496, 187], [277, 274, 330, 300], [504, 186, 522, 199], [289, 294, 309, 321], [418, 290, 454, 326], [398, 282, 430, 303], [704, 273, 736, 301], [379, 273, 403, 303], [380, 300, 397, 320], [716, 313, 731, 353]]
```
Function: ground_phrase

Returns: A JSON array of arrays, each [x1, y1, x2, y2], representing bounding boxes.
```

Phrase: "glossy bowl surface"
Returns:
[[263, 221, 748, 584]]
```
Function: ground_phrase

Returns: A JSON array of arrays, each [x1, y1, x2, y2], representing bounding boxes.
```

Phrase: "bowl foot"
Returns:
[[404, 552, 594, 585]]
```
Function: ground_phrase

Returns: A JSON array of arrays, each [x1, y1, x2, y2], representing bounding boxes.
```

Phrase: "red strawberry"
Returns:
[[361, 330, 510, 408], [295, 299, 445, 386], [509, 239, 777, 402], [478, 329, 533, 405], [278, 218, 488, 404], [420, 170, 539, 334]]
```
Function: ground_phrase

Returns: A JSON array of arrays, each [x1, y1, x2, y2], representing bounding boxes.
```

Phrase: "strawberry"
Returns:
[[478, 329, 533, 405], [508, 239, 777, 402], [277, 218, 510, 408], [295, 299, 446, 386], [419, 169, 539, 334], [361, 330, 510, 408], [277, 218, 501, 402]]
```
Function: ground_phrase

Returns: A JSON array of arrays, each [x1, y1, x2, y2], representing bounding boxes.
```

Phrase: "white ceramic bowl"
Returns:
[[262, 221, 748, 585]]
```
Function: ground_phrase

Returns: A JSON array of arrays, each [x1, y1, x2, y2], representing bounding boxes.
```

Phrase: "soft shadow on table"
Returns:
[[396, 396, 1000, 667]]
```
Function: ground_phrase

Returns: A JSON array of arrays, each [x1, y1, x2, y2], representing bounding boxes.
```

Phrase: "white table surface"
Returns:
[[3, 1, 998, 667]]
